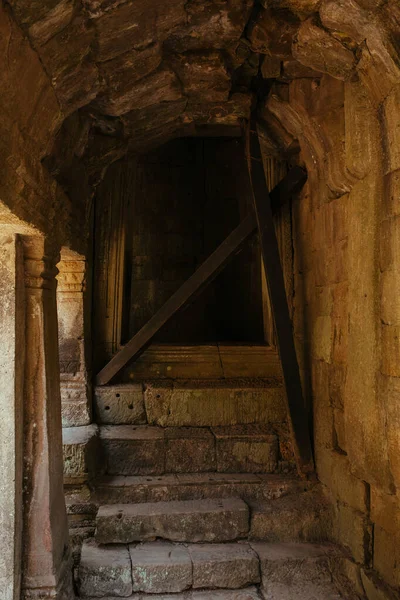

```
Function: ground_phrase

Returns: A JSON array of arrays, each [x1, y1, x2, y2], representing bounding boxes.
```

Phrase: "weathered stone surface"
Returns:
[[165, 427, 216, 473], [93, 473, 307, 505], [79, 539, 132, 597], [170, 52, 230, 102], [317, 450, 368, 513], [193, 589, 261, 600], [95, 498, 249, 544], [95, 0, 186, 61], [330, 500, 372, 564], [249, 8, 299, 58], [293, 19, 356, 80], [212, 425, 278, 473], [130, 542, 192, 593], [374, 526, 400, 589], [144, 380, 286, 427], [249, 489, 332, 542], [189, 542, 260, 589], [95, 67, 183, 116], [361, 569, 398, 600], [164, 0, 253, 53], [0, 235, 24, 600], [252, 542, 343, 599], [62, 424, 99, 481], [100, 425, 165, 475], [282, 60, 322, 79], [95, 385, 146, 425]]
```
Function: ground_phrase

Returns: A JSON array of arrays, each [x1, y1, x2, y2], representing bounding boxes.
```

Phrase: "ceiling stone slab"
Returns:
[[37, 13, 101, 113], [164, 0, 253, 53], [292, 18, 357, 80], [259, 0, 320, 19], [95, 0, 186, 62], [8, 0, 70, 28], [28, 0, 76, 46], [98, 43, 163, 96], [249, 8, 300, 58], [185, 92, 252, 126], [122, 99, 188, 138], [93, 68, 183, 117], [169, 52, 231, 102]]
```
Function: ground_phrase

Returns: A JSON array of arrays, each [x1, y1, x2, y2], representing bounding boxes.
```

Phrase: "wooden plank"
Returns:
[[96, 167, 306, 386], [247, 116, 314, 476]]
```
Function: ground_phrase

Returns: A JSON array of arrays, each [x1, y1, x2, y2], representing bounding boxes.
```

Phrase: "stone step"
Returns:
[[79, 541, 348, 599], [252, 542, 347, 599], [92, 473, 311, 505], [249, 488, 332, 542], [94, 378, 286, 427], [62, 424, 100, 484], [95, 497, 249, 544], [79, 540, 260, 596], [99, 424, 280, 476]]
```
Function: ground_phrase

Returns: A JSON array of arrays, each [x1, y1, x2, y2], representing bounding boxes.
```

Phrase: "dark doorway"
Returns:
[[128, 136, 264, 344]]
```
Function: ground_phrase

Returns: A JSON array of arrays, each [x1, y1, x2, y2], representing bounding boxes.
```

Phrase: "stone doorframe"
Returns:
[[0, 233, 75, 600]]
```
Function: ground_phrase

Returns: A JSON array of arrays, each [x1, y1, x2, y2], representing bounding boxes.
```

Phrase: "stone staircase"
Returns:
[[62, 347, 362, 599]]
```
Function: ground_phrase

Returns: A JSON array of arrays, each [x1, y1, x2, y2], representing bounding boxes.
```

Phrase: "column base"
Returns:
[[22, 554, 75, 600]]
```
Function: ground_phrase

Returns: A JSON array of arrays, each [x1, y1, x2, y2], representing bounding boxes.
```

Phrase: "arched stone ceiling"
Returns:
[[5, 0, 400, 194]]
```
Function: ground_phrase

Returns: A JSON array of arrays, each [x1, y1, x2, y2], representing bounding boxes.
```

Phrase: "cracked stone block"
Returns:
[[100, 425, 165, 475], [189, 542, 260, 589], [78, 539, 132, 597], [96, 497, 249, 544], [130, 541, 192, 593], [95, 384, 146, 425], [213, 425, 278, 473], [165, 427, 216, 473]]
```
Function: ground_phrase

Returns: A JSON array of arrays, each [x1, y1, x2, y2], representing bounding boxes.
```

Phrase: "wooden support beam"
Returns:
[[96, 167, 306, 386], [247, 117, 314, 476]]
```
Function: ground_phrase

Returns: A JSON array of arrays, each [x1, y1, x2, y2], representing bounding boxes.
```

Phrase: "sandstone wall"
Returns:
[[257, 5, 400, 596]]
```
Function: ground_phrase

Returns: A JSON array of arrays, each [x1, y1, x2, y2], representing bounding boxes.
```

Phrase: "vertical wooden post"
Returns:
[[247, 117, 314, 476]]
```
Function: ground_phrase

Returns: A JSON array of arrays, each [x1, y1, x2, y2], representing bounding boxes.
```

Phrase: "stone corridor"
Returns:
[[0, 0, 400, 599]]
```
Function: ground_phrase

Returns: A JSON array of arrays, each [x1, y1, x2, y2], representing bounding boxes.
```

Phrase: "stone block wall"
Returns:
[[260, 19, 400, 595]]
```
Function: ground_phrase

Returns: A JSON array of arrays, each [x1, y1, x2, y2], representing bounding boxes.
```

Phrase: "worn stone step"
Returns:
[[62, 424, 100, 484], [251, 542, 346, 599], [188, 543, 260, 589], [92, 473, 311, 505], [79, 540, 260, 596], [94, 378, 286, 428], [99, 425, 280, 476], [144, 379, 286, 427], [80, 586, 262, 599], [212, 425, 278, 473], [95, 497, 249, 544], [249, 488, 332, 542], [79, 539, 132, 597]]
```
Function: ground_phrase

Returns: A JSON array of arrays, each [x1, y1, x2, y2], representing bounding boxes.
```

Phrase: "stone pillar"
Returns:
[[0, 234, 24, 600], [21, 237, 75, 600], [57, 248, 92, 427]]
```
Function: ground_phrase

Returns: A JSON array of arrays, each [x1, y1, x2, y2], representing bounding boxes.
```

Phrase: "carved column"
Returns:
[[21, 237, 74, 600], [0, 234, 24, 600], [57, 249, 91, 427]]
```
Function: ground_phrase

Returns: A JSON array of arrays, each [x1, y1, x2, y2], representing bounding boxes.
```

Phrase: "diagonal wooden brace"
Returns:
[[247, 116, 314, 476], [96, 166, 307, 387]]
